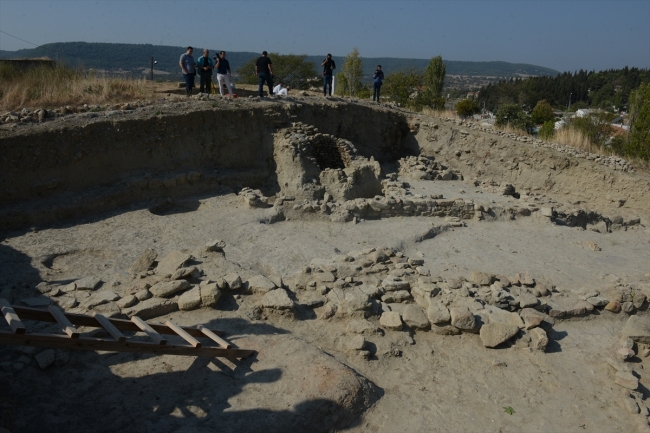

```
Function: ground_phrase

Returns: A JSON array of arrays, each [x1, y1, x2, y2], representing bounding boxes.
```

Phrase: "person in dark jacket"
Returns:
[[196, 49, 215, 94], [321, 53, 336, 96], [255, 51, 274, 97], [373, 65, 384, 103]]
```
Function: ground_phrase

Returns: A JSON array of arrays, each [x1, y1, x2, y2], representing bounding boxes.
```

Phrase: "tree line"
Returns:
[[477, 67, 650, 113]]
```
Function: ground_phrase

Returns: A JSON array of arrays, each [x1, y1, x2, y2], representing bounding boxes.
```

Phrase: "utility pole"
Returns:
[[567, 92, 572, 111], [150, 56, 157, 81]]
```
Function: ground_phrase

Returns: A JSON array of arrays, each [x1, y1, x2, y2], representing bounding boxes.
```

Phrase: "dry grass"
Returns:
[[552, 126, 609, 154], [0, 63, 150, 111]]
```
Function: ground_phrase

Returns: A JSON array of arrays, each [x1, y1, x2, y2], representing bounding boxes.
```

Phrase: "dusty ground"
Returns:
[[1, 171, 649, 432], [1, 95, 650, 432]]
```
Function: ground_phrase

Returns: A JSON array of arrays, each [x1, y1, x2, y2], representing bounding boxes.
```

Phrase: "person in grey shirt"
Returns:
[[179, 46, 196, 96]]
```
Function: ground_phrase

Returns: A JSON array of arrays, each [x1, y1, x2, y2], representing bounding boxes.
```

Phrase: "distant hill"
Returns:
[[0, 42, 559, 80]]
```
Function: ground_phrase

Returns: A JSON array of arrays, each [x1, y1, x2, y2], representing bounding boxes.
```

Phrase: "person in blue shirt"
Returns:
[[196, 49, 215, 94], [179, 46, 196, 96], [373, 65, 384, 103]]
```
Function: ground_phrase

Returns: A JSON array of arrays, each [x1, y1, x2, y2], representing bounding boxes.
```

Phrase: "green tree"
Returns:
[[624, 82, 650, 159], [383, 69, 423, 107], [530, 99, 555, 124], [570, 112, 615, 147], [236, 53, 317, 90], [495, 104, 533, 132], [336, 48, 364, 97], [539, 120, 556, 140], [455, 99, 479, 117], [422, 56, 446, 109]]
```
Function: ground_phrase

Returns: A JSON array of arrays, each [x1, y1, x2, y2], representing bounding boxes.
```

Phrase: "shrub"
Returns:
[[539, 120, 555, 139], [455, 99, 479, 117], [531, 99, 555, 124]]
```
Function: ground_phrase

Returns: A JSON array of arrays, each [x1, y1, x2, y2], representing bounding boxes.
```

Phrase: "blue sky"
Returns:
[[0, 0, 648, 72]]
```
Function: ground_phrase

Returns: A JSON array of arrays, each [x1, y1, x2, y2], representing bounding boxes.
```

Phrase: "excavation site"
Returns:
[[1, 94, 650, 433]]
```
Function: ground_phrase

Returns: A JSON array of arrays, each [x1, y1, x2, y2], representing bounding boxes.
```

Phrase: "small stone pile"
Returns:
[[397, 155, 460, 181], [238, 188, 272, 208]]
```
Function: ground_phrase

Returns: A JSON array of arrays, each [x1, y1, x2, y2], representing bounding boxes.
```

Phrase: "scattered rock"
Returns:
[[75, 276, 102, 291], [586, 296, 609, 307], [529, 327, 549, 351], [346, 319, 379, 335], [223, 273, 242, 290], [479, 323, 519, 348], [343, 335, 367, 351], [402, 305, 430, 330], [178, 287, 202, 311], [122, 297, 179, 320], [149, 280, 191, 298], [129, 248, 158, 274], [199, 282, 222, 307], [247, 275, 277, 293], [470, 271, 494, 286], [427, 302, 451, 324], [116, 294, 137, 309], [605, 301, 622, 313], [617, 348, 635, 362], [518, 290, 539, 308], [135, 289, 152, 301], [450, 306, 476, 331], [260, 289, 295, 310], [34, 349, 55, 369], [380, 311, 403, 330]]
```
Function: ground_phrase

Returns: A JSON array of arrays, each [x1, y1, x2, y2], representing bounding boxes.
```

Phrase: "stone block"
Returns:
[[149, 280, 191, 298], [480, 323, 519, 348]]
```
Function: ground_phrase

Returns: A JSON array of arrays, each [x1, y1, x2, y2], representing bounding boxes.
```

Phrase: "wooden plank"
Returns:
[[197, 324, 232, 349], [94, 313, 126, 342], [0, 299, 26, 335], [166, 321, 201, 348], [12, 306, 225, 336], [47, 305, 79, 338], [0, 331, 255, 358], [131, 316, 167, 345]]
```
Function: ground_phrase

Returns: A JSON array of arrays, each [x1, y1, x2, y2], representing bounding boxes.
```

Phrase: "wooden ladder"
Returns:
[[0, 299, 255, 358]]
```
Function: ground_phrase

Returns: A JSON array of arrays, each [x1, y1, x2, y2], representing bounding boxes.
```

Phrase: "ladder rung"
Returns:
[[0, 299, 26, 334], [48, 305, 79, 338], [94, 313, 126, 342], [197, 324, 231, 349], [131, 316, 167, 345], [166, 320, 201, 348]]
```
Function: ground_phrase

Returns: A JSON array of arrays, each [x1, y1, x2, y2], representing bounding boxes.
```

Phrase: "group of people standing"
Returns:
[[179, 47, 385, 102], [179, 46, 235, 97]]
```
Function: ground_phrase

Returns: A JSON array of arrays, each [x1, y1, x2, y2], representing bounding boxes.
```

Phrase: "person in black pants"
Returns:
[[373, 65, 384, 103], [255, 51, 274, 97], [321, 53, 336, 96], [196, 49, 214, 94]]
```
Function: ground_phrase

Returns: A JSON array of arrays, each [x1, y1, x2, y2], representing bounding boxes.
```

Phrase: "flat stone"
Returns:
[[340, 292, 371, 312], [380, 311, 403, 330], [75, 276, 102, 291], [205, 239, 226, 252], [622, 301, 635, 314], [156, 250, 192, 276], [223, 273, 242, 290], [614, 371, 639, 390], [622, 315, 650, 344], [519, 290, 539, 308], [170, 266, 198, 281], [586, 296, 609, 307], [34, 349, 55, 369], [135, 289, 152, 301], [519, 308, 554, 329], [247, 275, 277, 293], [529, 327, 549, 351], [129, 248, 158, 274], [540, 207, 553, 217], [116, 294, 137, 309], [122, 297, 179, 320], [20, 297, 52, 307], [149, 280, 191, 298], [431, 324, 461, 335], [446, 278, 463, 289], [260, 289, 295, 310], [297, 291, 326, 308], [381, 290, 411, 303], [483, 305, 525, 328], [450, 306, 476, 331], [427, 302, 451, 324], [547, 302, 567, 318], [381, 278, 410, 292], [402, 305, 430, 329], [519, 271, 535, 286], [199, 282, 221, 307], [470, 271, 494, 286], [178, 287, 202, 311], [346, 319, 379, 335], [480, 323, 520, 348], [604, 300, 621, 313], [62, 282, 76, 293]]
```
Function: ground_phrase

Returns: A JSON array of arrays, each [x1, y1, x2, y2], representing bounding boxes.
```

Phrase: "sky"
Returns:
[[0, 0, 649, 73]]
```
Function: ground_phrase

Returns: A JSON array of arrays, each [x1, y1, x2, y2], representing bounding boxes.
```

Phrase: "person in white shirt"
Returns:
[[273, 81, 289, 96]]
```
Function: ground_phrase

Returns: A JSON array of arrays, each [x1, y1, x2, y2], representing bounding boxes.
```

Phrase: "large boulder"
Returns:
[[450, 306, 476, 331], [260, 289, 295, 310], [178, 287, 202, 311], [248, 275, 277, 293], [379, 311, 403, 330], [402, 305, 430, 330], [427, 302, 451, 324]]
